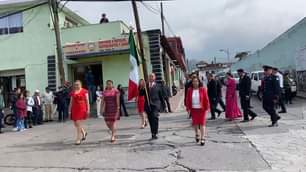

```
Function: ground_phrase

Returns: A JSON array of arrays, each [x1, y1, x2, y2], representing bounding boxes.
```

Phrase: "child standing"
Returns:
[[16, 93, 27, 132]]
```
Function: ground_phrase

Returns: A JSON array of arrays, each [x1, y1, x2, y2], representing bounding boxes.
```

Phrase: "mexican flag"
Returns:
[[127, 30, 140, 101]]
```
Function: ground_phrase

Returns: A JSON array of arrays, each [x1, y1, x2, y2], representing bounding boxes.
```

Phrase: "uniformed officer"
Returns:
[[272, 68, 287, 113], [262, 65, 281, 127]]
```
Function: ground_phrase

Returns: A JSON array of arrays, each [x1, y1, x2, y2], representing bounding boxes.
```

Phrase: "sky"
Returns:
[[5, 0, 306, 63]]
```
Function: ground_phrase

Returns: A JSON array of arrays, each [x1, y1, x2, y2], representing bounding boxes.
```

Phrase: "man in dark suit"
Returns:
[[145, 73, 163, 140], [262, 65, 281, 127], [215, 76, 226, 113], [237, 69, 257, 122], [207, 73, 222, 120]]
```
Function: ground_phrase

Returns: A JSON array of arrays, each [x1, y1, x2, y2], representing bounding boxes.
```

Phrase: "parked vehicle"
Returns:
[[250, 70, 297, 100]]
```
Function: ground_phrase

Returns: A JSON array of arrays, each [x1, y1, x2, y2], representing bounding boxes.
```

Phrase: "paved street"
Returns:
[[0, 94, 305, 172]]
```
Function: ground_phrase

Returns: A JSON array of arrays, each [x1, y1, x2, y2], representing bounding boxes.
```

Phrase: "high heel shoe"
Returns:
[[82, 132, 88, 141], [75, 140, 81, 145], [195, 135, 200, 143], [200, 139, 206, 146]]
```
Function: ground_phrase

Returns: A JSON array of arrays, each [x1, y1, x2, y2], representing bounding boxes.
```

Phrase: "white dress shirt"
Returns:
[[276, 72, 284, 88], [192, 89, 201, 109]]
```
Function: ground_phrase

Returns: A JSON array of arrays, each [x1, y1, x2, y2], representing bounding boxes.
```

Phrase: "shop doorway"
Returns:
[[73, 63, 103, 88]]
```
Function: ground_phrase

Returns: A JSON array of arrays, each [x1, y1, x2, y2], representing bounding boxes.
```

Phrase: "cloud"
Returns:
[[66, 0, 306, 62]]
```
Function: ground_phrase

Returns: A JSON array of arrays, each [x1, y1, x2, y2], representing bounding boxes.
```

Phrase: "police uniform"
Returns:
[[262, 66, 281, 126]]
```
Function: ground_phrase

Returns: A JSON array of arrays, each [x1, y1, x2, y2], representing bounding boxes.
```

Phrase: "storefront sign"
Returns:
[[63, 38, 129, 57]]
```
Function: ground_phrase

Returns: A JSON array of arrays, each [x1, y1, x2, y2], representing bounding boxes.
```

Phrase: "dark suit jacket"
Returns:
[[207, 79, 218, 100], [145, 83, 163, 112], [238, 75, 252, 97]]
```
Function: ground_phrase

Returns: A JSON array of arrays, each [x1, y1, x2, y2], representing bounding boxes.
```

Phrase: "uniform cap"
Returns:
[[262, 65, 273, 70]]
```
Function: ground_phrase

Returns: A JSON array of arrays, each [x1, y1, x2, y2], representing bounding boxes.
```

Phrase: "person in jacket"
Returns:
[[117, 84, 129, 117], [263, 65, 281, 127], [283, 72, 293, 104], [145, 73, 163, 140], [207, 74, 222, 120], [0, 88, 4, 133], [237, 69, 257, 122], [161, 80, 172, 113], [25, 91, 34, 129], [16, 93, 27, 132], [33, 90, 43, 125], [186, 77, 210, 146], [215, 76, 226, 113]]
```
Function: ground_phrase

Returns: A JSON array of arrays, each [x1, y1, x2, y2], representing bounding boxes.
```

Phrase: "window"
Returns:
[[0, 13, 23, 35]]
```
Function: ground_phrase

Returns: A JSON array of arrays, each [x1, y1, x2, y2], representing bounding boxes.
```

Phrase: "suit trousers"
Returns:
[[145, 106, 159, 136], [263, 98, 279, 123], [240, 96, 257, 120]]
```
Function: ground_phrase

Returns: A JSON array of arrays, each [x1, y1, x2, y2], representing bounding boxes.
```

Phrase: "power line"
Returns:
[[140, 2, 176, 36]]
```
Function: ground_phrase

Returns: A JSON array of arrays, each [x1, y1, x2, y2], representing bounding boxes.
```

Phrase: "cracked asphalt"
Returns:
[[0, 95, 305, 172]]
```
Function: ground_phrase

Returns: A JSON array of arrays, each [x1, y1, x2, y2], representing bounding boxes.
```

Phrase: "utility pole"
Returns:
[[131, 0, 149, 82], [160, 2, 170, 86], [50, 0, 65, 86]]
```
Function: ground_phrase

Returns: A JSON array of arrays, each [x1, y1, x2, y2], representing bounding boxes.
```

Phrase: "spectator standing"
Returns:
[[117, 84, 129, 117], [16, 93, 27, 132], [42, 87, 54, 122], [99, 13, 109, 24], [96, 86, 103, 118], [25, 91, 34, 129], [283, 72, 292, 104], [33, 90, 43, 125], [161, 80, 172, 113]]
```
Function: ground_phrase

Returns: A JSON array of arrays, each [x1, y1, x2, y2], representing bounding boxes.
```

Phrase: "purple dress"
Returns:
[[225, 78, 242, 120]]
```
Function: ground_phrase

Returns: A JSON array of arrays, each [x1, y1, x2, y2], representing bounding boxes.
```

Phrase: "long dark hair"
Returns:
[[226, 72, 233, 78]]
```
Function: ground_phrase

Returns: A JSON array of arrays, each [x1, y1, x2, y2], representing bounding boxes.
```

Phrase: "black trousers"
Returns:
[[161, 97, 172, 112], [209, 98, 221, 119], [145, 106, 159, 136], [284, 88, 292, 104], [263, 98, 279, 123], [240, 96, 257, 120], [278, 91, 286, 112], [58, 104, 68, 122], [24, 111, 33, 128], [33, 107, 43, 125], [217, 97, 226, 111], [119, 99, 128, 116]]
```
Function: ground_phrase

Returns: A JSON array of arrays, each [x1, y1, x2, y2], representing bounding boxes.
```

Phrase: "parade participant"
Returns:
[[262, 65, 281, 127], [69, 80, 89, 145], [0, 88, 4, 133], [283, 72, 293, 104], [33, 90, 43, 125], [96, 86, 103, 118], [54, 86, 69, 122], [25, 91, 34, 129], [136, 79, 148, 129], [186, 77, 210, 146], [273, 68, 287, 113], [161, 80, 172, 113], [237, 69, 257, 122], [207, 73, 222, 120], [85, 69, 96, 104], [101, 80, 120, 143], [15, 93, 27, 132], [42, 87, 54, 122], [225, 73, 242, 121], [117, 84, 129, 117], [145, 73, 163, 140]]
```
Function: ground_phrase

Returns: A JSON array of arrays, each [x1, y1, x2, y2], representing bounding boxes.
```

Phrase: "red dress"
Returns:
[[103, 88, 120, 123], [70, 88, 88, 121], [225, 78, 242, 120], [137, 88, 145, 113], [186, 87, 210, 125]]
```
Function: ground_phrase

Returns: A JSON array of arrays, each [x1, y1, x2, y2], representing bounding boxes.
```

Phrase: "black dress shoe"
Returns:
[[268, 122, 279, 127], [240, 120, 250, 123], [251, 115, 257, 121], [152, 135, 158, 140], [200, 139, 206, 146]]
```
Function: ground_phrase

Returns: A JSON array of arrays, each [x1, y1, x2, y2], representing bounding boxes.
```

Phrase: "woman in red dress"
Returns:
[[101, 80, 120, 143], [136, 79, 147, 129], [69, 80, 90, 145], [225, 73, 242, 121], [186, 77, 210, 146]]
